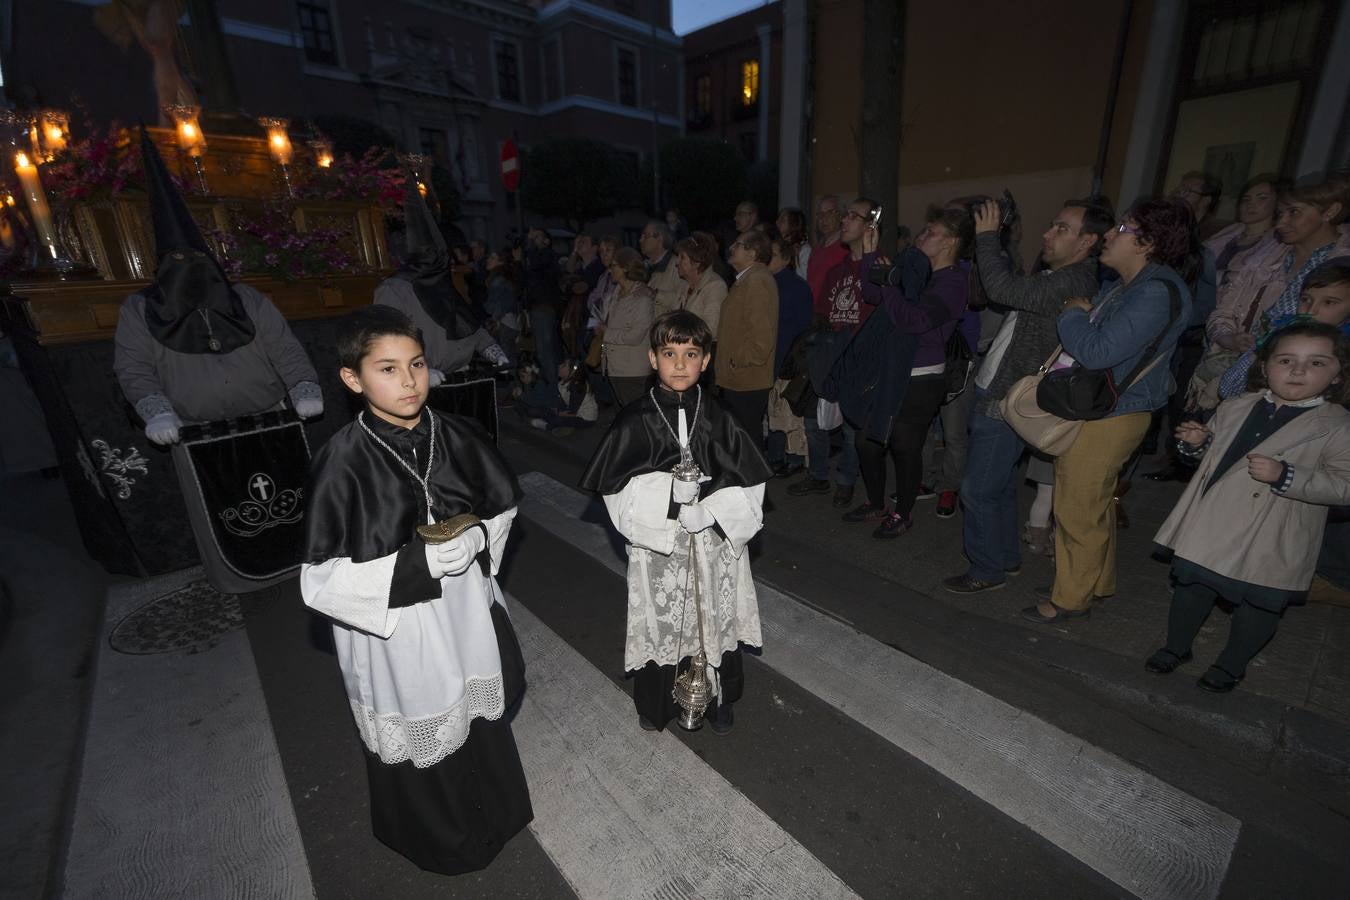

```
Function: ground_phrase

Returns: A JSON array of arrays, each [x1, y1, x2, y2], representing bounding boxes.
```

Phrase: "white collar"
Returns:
[[1263, 389, 1325, 409]]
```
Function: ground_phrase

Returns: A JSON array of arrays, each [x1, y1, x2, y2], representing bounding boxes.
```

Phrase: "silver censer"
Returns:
[[671, 452, 712, 730]]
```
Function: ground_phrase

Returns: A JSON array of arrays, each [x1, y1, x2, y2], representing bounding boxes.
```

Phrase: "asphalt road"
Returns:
[[233, 420, 1350, 899]]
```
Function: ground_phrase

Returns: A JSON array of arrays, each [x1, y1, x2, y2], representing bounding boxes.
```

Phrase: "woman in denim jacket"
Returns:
[[1024, 198, 1195, 624]]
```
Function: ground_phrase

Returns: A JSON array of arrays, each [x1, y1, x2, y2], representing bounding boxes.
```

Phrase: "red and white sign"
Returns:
[[500, 139, 520, 192]]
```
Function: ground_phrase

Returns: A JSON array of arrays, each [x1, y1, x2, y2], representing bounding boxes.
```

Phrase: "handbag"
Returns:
[[1000, 347, 1084, 455], [1001, 279, 1182, 455], [1035, 280, 1181, 421], [943, 326, 975, 403]]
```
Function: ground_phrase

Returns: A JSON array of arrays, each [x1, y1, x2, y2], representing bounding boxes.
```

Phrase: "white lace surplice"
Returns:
[[604, 472, 764, 673], [300, 507, 517, 769]]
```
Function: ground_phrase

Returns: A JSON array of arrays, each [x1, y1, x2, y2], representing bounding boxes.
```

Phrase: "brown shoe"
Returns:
[[832, 483, 855, 509]]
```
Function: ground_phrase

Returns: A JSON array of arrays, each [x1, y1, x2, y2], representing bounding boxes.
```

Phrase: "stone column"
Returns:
[[777, 0, 808, 207], [756, 22, 772, 163]]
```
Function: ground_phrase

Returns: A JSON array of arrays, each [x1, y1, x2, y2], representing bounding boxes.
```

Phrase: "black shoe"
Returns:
[[709, 703, 734, 735], [873, 512, 912, 539], [1197, 665, 1241, 693], [832, 484, 856, 509], [942, 573, 1006, 594], [1144, 648, 1192, 674], [1019, 603, 1091, 624], [788, 476, 831, 496], [1035, 585, 1112, 602], [771, 461, 803, 479], [842, 502, 886, 523], [638, 715, 660, 732]]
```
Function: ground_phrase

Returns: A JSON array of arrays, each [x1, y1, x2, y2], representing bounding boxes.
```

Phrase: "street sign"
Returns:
[[500, 139, 520, 192]]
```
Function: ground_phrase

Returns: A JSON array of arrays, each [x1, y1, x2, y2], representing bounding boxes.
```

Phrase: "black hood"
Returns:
[[140, 126, 253, 354], [394, 178, 482, 339]]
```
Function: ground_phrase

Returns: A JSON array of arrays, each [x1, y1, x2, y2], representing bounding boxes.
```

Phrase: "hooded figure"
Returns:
[[374, 181, 508, 381], [114, 127, 323, 443]]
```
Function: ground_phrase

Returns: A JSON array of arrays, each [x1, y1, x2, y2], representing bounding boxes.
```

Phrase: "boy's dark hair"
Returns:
[[1247, 319, 1350, 403], [1303, 260, 1350, 293], [336, 306, 424, 371], [649, 309, 714, 353]]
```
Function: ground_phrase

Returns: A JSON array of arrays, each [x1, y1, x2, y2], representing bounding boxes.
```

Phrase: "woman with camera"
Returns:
[[841, 205, 968, 539], [1025, 198, 1195, 624]]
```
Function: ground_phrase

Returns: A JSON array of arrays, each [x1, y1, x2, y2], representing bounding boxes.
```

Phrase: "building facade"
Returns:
[[3, 0, 685, 242], [792, 0, 1349, 267], [682, 2, 781, 167]]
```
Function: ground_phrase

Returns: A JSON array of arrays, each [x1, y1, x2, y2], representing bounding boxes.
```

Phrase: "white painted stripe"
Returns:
[[508, 597, 857, 900], [516, 471, 1242, 900], [63, 569, 314, 900]]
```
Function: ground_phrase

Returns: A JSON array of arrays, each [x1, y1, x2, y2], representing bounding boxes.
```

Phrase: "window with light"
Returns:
[[740, 59, 759, 106]]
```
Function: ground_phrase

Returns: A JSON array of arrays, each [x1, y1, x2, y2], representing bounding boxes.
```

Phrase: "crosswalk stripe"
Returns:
[[507, 596, 859, 900], [63, 569, 314, 899], [516, 471, 1242, 900]]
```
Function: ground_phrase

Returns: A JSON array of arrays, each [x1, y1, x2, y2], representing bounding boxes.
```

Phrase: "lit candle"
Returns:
[[417, 181, 428, 197], [166, 104, 207, 157], [14, 151, 58, 260], [259, 117, 293, 165], [309, 137, 334, 168], [40, 110, 69, 159]]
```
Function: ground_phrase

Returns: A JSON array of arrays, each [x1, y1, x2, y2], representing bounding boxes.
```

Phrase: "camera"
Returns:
[[968, 189, 1020, 233], [868, 259, 905, 287]]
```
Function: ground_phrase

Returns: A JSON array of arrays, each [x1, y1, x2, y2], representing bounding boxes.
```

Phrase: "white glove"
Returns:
[[480, 343, 510, 367], [671, 478, 700, 505], [428, 367, 446, 387], [293, 398, 324, 419], [424, 526, 487, 578], [678, 501, 715, 534], [144, 410, 182, 445]]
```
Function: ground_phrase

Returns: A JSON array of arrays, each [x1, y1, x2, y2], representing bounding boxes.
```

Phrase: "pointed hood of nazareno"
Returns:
[[139, 125, 254, 354]]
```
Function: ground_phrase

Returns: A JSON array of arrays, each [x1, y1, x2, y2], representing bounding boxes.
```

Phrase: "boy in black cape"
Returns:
[[300, 306, 531, 875], [580, 310, 774, 733]]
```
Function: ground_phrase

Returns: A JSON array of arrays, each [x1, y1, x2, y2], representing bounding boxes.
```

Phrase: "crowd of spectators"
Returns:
[[434, 169, 1350, 693]]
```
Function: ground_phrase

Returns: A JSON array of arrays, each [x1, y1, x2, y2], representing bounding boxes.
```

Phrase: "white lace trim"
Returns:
[[350, 674, 506, 769]]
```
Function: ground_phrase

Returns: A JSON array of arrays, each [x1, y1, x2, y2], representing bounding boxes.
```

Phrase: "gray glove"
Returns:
[[145, 410, 182, 445], [289, 381, 324, 419], [424, 526, 488, 578]]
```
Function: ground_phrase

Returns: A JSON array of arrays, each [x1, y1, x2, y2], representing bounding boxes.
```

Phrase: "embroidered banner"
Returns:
[[182, 419, 311, 580]]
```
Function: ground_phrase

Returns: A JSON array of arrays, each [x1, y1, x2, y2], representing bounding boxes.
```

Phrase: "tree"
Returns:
[[521, 138, 639, 232], [656, 138, 747, 231], [858, 0, 905, 247]]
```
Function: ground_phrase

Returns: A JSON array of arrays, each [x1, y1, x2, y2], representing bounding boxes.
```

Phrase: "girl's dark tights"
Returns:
[[857, 376, 947, 516], [1165, 580, 1282, 677]]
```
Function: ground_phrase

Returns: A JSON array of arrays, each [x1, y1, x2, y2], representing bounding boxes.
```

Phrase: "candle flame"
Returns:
[[46, 126, 63, 142], [317, 154, 333, 168], [417, 181, 428, 196], [181, 122, 197, 139], [5, 195, 14, 206], [15, 152, 31, 168], [270, 133, 286, 148]]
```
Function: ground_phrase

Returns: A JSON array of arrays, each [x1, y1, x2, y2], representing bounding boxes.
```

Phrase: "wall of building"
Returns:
[[807, 0, 1152, 266], [683, 3, 782, 163]]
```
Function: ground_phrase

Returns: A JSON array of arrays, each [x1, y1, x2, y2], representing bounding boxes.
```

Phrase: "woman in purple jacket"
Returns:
[[844, 205, 970, 538]]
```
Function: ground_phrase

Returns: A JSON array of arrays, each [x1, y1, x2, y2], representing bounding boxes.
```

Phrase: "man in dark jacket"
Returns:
[[942, 198, 1112, 594], [524, 228, 564, 383]]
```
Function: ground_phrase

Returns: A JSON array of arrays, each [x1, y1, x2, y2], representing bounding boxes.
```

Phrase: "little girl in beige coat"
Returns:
[[1148, 321, 1350, 693]]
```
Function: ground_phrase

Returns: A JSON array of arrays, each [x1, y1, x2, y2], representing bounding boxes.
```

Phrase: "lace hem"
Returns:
[[350, 674, 506, 769]]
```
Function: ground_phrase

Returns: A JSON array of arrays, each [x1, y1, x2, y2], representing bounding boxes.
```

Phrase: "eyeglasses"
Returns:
[[842, 210, 868, 221], [1116, 223, 1142, 235], [640, 232, 659, 239], [729, 240, 747, 249]]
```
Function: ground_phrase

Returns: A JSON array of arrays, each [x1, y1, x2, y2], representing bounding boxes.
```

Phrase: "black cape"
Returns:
[[579, 385, 774, 496], [139, 126, 254, 355], [303, 409, 521, 564]]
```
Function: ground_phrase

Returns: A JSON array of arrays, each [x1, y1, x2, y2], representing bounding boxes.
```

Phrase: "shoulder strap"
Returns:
[[1120, 278, 1182, 390]]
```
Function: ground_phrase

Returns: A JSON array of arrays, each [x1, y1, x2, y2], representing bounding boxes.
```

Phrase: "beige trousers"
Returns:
[[1051, 412, 1150, 610]]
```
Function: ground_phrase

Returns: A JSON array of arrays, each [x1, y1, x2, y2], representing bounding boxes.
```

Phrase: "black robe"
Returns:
[[302, 410, 532, 875]]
